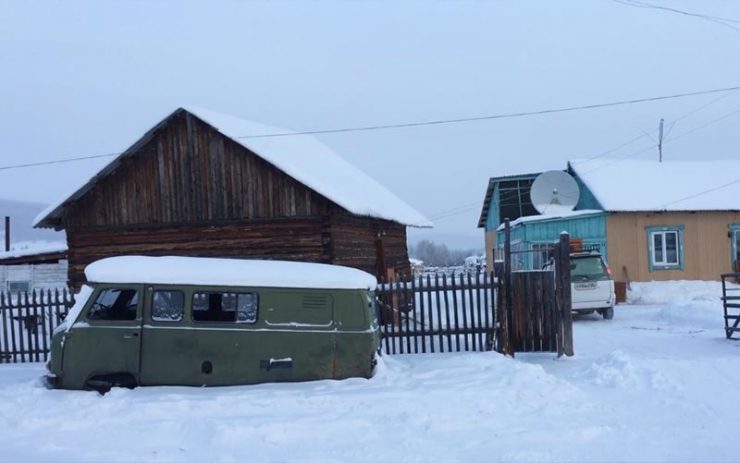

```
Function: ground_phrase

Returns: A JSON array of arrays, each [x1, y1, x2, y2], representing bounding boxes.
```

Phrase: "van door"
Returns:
[[254, 291, 336, 383], [61, 285, 143, 389], [139, 287, 198, 386]]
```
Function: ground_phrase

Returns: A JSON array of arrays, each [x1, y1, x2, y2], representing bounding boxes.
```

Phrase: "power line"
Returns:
[[577, 88, 739, 165], [434, 98, 740, 222], [662, 177, 740, 208], [0, 152, 118, 172], [2, 84, 740, 172], [587, 104, 740, 173], [234, 85, 740, 139], [611, 0, 740, 32]]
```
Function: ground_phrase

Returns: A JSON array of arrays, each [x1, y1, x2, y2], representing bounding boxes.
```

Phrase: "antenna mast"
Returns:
[[658, 118, 664, 162]]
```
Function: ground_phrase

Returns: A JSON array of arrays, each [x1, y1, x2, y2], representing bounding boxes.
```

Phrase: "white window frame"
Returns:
[[651, 230, 680, 267]]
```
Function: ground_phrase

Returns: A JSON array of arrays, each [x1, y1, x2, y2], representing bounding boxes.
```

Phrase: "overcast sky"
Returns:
[[2, 1, 739, 248]]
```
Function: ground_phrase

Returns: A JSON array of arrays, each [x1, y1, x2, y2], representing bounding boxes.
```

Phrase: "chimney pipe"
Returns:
[[4, 216, 9, 252]]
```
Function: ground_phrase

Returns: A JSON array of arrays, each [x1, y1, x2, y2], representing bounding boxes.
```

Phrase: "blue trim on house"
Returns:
[[483, 174, 540, 232], [567, 163, 604, 211], [646, 225, 685, 272], [730, 224, 740, 270]]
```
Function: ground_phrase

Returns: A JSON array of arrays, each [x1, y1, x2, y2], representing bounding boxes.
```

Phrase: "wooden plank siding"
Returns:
[[56, 110, 411, 288], [606, 211, 740, 282], [65, 112, 332, 228]]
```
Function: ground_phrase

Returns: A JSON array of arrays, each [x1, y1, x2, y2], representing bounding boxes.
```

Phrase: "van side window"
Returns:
[[152, 290, 184, 322], [88, 288, 138, 321], [192, 292, 258, 323]]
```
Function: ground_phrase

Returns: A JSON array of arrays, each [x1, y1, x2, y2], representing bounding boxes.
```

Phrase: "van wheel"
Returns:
[[602, 307, 614, 320], [86, 373, 137, 394]]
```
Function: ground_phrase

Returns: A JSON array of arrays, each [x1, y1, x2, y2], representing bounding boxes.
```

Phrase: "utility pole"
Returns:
[[658, 118, 664, 163]]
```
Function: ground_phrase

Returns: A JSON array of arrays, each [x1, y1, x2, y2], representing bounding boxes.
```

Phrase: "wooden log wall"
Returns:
[[52, 109, 412, 287], [67, 214, 411, 288], [329, 214, 411, 277], [65, 111, 332, 229], [66, 218, 329, 288]]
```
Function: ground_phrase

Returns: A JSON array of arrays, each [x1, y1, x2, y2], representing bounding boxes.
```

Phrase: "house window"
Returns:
[[732, 225, 740, 271], [7, 281, 30, 293], [192, 291, 258, 323], [647, 226, 684, 271]]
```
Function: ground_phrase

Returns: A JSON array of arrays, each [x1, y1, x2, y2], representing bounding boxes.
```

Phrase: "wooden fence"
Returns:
[[0, 289, 75, 363], [377, 271, 496, 354], [721, 273, 740, 339]]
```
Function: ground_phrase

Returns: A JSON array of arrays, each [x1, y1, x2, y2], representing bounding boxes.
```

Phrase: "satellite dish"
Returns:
[[530, 170, 580, 215]]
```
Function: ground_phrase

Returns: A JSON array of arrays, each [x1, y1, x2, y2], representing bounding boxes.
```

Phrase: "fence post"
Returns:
[[555, 232, 574, 357]]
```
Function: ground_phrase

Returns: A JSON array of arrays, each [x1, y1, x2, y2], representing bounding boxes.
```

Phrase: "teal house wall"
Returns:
[[496, 212, 607, 269], [567, 163, 603, 211]]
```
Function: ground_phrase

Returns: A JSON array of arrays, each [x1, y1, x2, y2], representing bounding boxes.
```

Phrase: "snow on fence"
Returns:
[[377, 272, 497, 354], [0, 289, 74, 363]]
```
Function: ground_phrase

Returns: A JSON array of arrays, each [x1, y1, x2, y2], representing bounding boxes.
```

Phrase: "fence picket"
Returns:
[[426, 274, 435, 353], [0, 288, 75, 363]]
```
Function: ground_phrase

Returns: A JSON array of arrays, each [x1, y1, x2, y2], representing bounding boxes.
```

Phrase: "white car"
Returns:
[[569, 252, 615, 319], [545, 251, 615, 319]]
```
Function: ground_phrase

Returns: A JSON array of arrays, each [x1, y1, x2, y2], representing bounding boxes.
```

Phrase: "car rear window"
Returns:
[[570, 256, 608, 281]]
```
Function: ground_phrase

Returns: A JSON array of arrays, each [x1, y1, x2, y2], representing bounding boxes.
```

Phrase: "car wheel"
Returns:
[[602, 307, 614, 320]]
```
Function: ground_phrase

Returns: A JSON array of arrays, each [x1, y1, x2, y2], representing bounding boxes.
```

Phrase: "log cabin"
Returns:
[[34, 106, 431, 288]]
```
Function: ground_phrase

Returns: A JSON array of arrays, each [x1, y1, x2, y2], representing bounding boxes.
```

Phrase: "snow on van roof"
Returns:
[[84, 256, 378, 290], [34, 106, 432, 229]]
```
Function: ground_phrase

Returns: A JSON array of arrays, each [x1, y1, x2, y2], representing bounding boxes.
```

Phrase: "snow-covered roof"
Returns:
[[34, 106, 431, 228], [85, 256, 377, 290], [497, 209, 604, 231], [0, 241, 67, 260], [569, 159, 740, 212]]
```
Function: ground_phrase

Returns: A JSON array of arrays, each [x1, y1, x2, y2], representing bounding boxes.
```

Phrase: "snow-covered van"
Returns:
[[45, 256, 380, 391]]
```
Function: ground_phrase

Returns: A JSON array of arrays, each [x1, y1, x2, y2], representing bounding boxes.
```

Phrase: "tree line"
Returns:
[[409, 240, 483, 268]]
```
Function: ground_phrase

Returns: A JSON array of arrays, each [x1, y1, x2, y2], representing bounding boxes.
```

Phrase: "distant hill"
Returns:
[[0, 198, 65, 246]]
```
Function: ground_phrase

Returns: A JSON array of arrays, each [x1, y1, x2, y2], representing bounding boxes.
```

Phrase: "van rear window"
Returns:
[[192, 292, 258, 323]]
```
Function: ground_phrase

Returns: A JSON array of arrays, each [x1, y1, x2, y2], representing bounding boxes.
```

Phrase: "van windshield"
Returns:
[[570, 256, 609, 281]]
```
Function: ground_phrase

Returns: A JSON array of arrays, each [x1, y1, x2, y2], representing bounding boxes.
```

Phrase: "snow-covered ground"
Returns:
[[1, 281, 738, 462]]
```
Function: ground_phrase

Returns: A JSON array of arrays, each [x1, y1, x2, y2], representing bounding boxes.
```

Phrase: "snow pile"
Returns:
[[628, 280, 729, 330], [2, 279, 739, 461], [577, 350, 640, 388]]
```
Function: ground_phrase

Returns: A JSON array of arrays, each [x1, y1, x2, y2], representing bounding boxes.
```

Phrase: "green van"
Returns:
[[46, 256, 380, 390]]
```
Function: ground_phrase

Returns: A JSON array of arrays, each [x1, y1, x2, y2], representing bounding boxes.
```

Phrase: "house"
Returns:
[[479, 159, 740, 282], [34, 106, 431, 288], [0, 242, 68, 292]]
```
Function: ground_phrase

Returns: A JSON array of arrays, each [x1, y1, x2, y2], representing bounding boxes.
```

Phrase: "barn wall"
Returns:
[[57, 109, 413, 287], [66, 218, 329, 288], [66, 214, 411, 288], [65, 111, 333, 229], [329, 214, 410, 278]]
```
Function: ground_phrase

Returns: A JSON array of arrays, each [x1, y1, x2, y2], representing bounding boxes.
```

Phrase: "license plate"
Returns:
[[574, 282, 597, 290]]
